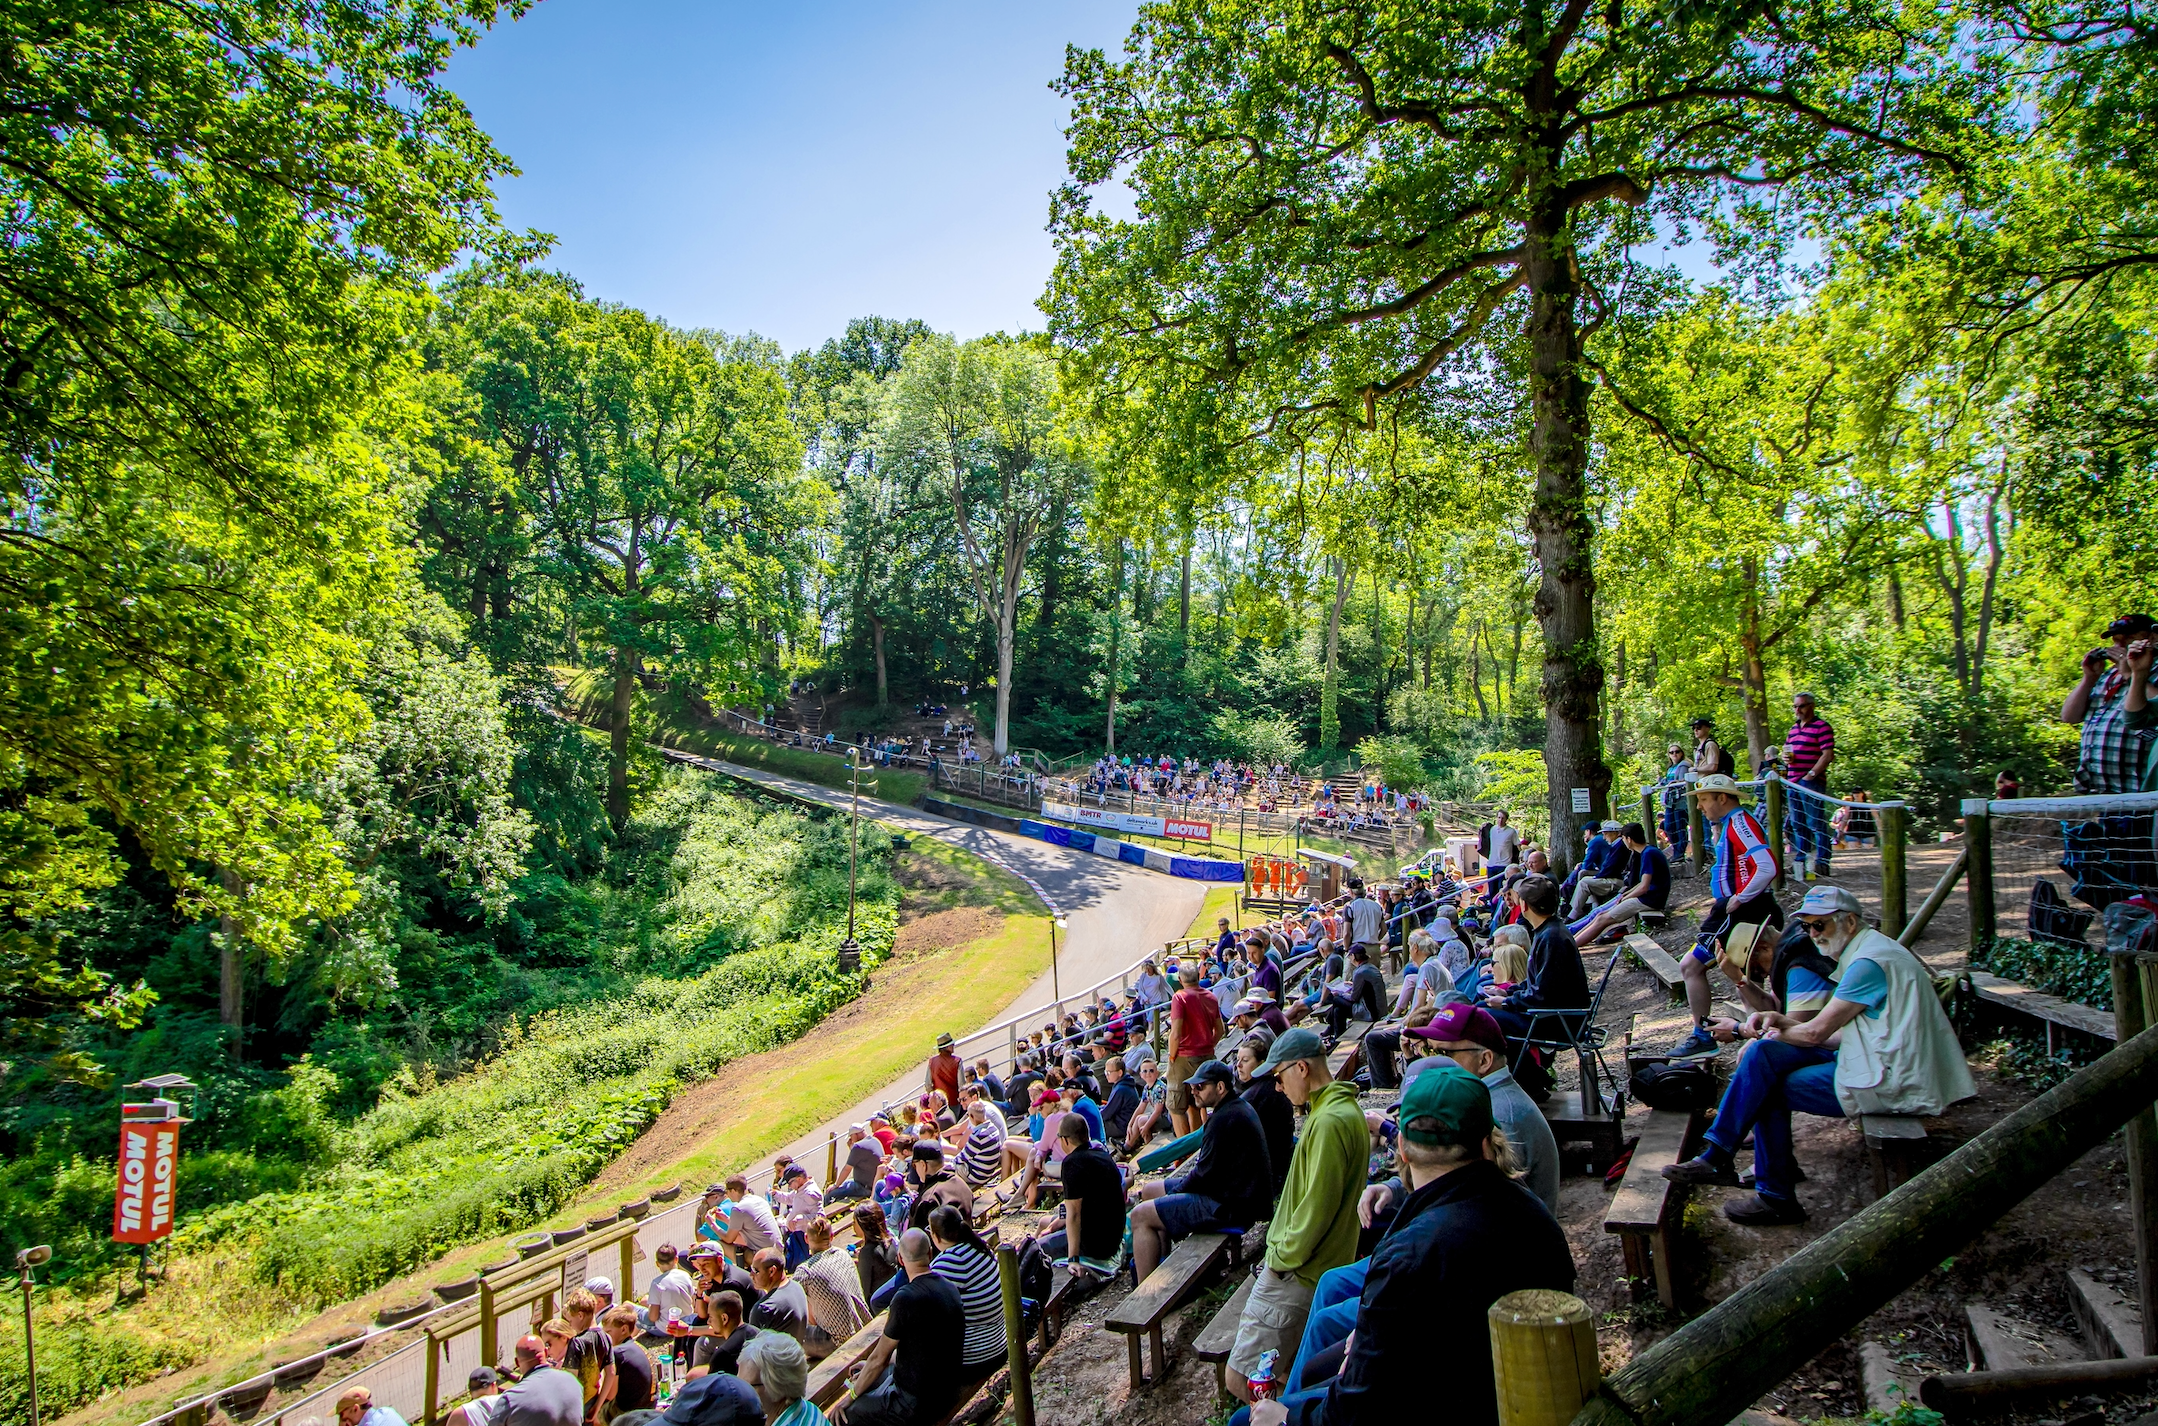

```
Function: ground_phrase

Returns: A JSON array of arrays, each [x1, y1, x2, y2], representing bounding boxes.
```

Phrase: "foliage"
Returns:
[[1474, 750, 1551, 845], [1971, 936, 2112, 1010]]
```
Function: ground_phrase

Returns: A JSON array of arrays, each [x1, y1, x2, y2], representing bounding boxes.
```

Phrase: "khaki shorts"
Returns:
[[1167, 1055, 1205, 1111], [1226, 1265, 1315, 1383]]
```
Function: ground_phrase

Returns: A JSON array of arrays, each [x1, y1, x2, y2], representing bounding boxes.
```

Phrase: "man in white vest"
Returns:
[[1662, 884, 1974, 1224]]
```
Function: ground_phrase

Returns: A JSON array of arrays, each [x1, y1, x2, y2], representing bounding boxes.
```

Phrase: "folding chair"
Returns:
[[1509, 946, 1625, 1117]]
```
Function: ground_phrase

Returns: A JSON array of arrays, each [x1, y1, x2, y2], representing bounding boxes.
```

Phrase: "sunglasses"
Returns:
[[1796, 917, 1836, 933]]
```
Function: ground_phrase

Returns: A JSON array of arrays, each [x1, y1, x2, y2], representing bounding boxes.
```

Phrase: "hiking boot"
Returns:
[[1666, 1027, 1719, 1061], [1661, 1155, 1742, 1187], [1724, 1193, 1809, 1226]]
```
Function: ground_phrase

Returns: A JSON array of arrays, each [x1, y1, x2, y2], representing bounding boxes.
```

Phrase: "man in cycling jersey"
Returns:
[[1668, 773, 1784, 1061]]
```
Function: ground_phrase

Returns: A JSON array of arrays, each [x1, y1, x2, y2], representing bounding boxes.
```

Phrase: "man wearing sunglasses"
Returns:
[[1662, 885, 1974, 1225]]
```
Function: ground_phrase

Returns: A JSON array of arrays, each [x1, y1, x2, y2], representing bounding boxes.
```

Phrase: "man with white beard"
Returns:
[[1661, 884, 1974, 1225]]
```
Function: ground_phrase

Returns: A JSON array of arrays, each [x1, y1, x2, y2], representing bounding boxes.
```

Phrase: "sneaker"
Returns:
[[1738, 1165, 1806, 1189], [1661, 1155, 1742, 1187], [1666, 1027, 1719, 1061], [1723, 1193, 1809, 1226]]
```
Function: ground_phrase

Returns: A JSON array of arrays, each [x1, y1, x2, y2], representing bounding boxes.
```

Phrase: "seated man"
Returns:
[[1663, 884, 1976, 1224], [1669, 772, 1784, 1061], [1124, 1059, 1169, 1151], [831, 1230, 965, 1426], [1320, 945, 1389, 1041], [1572, 823, 1671, 946], [1239, 1063, 1576, 1426], [1479, 874, 1591, 1093], [1232, 991, 1291, 1039], [1128, 1061, 1273, 1279], [1038, 1114, 1128, 1277]]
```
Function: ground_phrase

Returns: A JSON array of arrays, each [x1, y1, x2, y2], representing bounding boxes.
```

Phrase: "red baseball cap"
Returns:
[[1404, 1002, 1508, 1055]]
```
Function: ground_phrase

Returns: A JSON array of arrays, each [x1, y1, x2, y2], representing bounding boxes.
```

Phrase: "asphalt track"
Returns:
[[658, 750, 1206, 1167]]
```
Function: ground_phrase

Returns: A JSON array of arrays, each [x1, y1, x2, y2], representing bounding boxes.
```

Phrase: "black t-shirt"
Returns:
[[886, 1273, 966, 1412], [1057, 1144, 1127, 1262], [697, 1261, 761, 1321], [610, 1340, 653, 1413], [845, 1139, 882, 1187], [563, 1326, 611, 1414], [1177, 1097, 1272, 1226], [748, 1278, 808, 1341], [1005, 1070, 1042, 1110], [692, 1322, 758, 1374]]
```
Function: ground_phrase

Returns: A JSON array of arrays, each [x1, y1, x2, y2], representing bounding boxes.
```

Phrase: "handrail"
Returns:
[[1569, 1018, 2158, 1426], [1636, 771, 1908, 814]]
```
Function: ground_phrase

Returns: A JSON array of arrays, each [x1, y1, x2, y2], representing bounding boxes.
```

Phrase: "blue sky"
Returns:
[[445, 1, 1140, 354]]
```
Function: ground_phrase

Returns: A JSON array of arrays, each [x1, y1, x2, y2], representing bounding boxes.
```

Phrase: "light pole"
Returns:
[[837, 748, 866, 975], [18, 1244, 51, 1426], [1049, 917, 1068, 1005]]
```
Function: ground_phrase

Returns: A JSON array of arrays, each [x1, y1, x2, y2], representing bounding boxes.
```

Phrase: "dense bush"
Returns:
[[1971, 935, 2112, 1009]]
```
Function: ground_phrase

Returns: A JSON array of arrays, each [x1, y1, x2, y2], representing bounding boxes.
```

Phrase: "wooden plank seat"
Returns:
[[1623, 933, 1687, 1001], [1037, 1266, 1096, 1350], [1859, 1113, 1929, 1198], [1194, 1270, 1258, 1401], [806, 1312, 887, 1410], [1104, 1231, 1236, 1390], [1965, 970, 2117, 1043], [1603, 1107, 1703, 1308], [1325, 1018, 1374, 1076]]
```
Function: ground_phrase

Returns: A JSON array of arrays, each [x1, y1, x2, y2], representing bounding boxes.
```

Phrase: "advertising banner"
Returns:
[[1042, 802, 1212, 843], [112, 1120, 179, 1243]]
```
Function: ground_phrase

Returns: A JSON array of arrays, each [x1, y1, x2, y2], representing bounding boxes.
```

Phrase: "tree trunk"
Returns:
[[1321, 556, 1353, 749], [1740, 560, 1771, 772], [1178, 535, 1192, 648], [1105, 541, 1124, 753], [217, 865, 244, 1057], [870, 611, 889, 707], [1522, 200, 1608, 875], [1468, 620, 1490, 721], [607, 649, 637, 829]]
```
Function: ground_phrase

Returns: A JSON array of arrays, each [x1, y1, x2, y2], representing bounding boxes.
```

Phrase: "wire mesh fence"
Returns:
[[1977, 793, 2158, 959]]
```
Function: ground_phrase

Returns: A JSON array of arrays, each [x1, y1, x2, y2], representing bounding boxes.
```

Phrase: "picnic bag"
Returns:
[[1630, 1060, 1719, 1111]]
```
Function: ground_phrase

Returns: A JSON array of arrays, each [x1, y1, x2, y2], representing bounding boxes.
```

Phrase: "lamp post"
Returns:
[[1049, 917, 1068, 1005], [17, 1244, 51, 1426], [837, 748, 866, 975]]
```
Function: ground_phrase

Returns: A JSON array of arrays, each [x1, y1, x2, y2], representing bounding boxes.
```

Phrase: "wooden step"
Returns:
[[1858, 1341, 1924, 1416], [2068, 1267, 2144, 1359], [1965, 1302, 2087, 1371]]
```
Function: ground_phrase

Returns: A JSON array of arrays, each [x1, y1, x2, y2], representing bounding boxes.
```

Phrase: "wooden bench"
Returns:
[[1603, 1107, 1702, 1308], [1624, 933, 1687, 1001], [1859, 1113, 1929, 1198], [1103, 1231, 1236, 1389], [806, 1311, 887, 1410], [1194, 1271, 1257, 1401], [1325, 1017, 1374, 1076], [1965, 971, 2117, 1051], [1038, 1267, 1094, 1349]]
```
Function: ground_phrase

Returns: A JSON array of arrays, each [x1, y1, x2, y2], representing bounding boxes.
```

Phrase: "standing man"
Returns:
[[1659, 743, 1692, 861], [1783, 691, 1838, 879], [1345, 881, 1384, 967], [1225, 1028, 1368, 1406], [1167, 963, 1226, 1137], [926, 1033, 963, 1107], [1668, 773, 1782, 1060], [1483, 811, 1520, 905]]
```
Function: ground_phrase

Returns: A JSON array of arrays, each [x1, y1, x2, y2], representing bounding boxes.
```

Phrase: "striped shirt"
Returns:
[[959, 1118, 1005, 1187], [931, 1241, 1008, 1369], [1783, 716, 1836, 782]]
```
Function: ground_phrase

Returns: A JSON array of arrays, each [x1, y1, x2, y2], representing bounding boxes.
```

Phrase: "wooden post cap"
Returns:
[[1490, 1289, 1600, 1426]]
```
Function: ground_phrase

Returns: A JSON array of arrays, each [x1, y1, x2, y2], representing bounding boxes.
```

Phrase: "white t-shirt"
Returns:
[[1487, 826, 1521, 866], [725, 1192, 781, 1250], [646, 1266, 697, 1324]]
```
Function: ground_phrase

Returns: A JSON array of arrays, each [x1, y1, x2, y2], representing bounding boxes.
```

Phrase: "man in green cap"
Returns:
[[1225, 1027, 1368, 1405], [1241, 1062, 1576, 1426]]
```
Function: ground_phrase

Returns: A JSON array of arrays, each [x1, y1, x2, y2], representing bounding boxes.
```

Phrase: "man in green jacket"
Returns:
[[1226, 1027, 1369, 1404]]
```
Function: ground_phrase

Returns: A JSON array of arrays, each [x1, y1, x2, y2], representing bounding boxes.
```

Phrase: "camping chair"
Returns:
[[1509, 946, 1625, 1118]]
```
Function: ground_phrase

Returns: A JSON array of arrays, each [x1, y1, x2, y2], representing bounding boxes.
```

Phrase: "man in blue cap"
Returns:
[[1240, 1062, 1576, 1426]]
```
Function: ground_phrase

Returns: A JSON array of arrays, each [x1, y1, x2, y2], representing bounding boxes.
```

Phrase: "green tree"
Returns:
[[1049, 0, 1997, 867]]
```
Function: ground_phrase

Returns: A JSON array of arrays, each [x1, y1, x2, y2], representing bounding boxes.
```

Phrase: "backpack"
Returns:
[[2029, 878, 2096, 949], [1630, 1060, 1719, 1111], [1016, 1233, 1051, 1303]]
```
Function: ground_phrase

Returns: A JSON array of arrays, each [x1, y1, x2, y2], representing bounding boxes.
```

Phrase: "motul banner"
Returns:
[[1043, 802, 1213, 843], [112, 1121, 179, 1243]]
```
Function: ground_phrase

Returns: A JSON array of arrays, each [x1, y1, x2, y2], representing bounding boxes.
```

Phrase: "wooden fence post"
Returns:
[[998, 1244, 1034, 1426], [826, 1132, 839, 1190], [1687, 790, 1708, 875], [1764, 776, 1787, 894], [1639, 790, 1656, 845], [479, 1277, 498, 1376], [619, 1232, 635, 1310], [1962, 799, 1995, 955], [1878, 803, 1908, 940], [1491, 1289, 1599, 1426], [2115, 951, 2158, 1354], [423, 1334, 441, 1426]]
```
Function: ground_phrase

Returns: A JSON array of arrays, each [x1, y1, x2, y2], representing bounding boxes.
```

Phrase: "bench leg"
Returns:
[[1148, 1323, 1167, 1384], [1650, 1226, 1679, 1309], [1125, 1331, 1144, 1391], [1619, 1231, 1652, 1298]]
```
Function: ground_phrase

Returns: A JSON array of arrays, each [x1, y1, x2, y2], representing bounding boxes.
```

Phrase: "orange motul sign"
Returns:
[[112, 1121, 179, 1242]]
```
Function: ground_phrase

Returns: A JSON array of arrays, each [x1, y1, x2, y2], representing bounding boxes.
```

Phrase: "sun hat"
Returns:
[[1693, 773, 1744, 798]]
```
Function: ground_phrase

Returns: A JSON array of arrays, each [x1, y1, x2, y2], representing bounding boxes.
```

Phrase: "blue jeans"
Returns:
[[1662, 793, 1689, 860], [1786, 777, 1833, 874], [784, 1230, 810, 1271], [1703, 1038, 1843, 1201]]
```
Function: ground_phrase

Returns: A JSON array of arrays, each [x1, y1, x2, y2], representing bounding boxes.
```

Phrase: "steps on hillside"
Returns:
[[2067, 1266, 2144, 1359], [1964, 1301, 2087, 1371]]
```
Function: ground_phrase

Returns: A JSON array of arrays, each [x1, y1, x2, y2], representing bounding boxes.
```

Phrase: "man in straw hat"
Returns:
[[925, 1032, 961, 1107], [1667, 772, 1782, 1062]]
